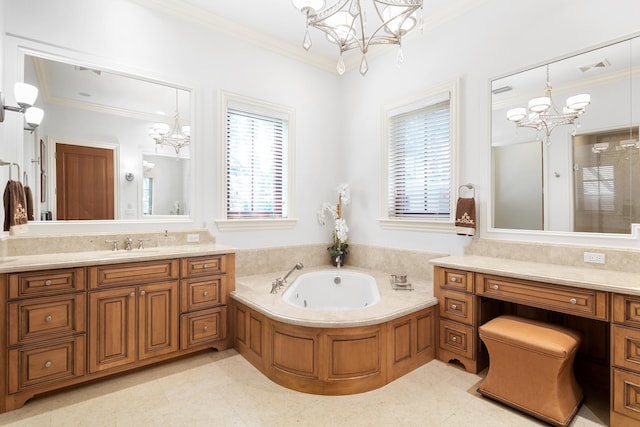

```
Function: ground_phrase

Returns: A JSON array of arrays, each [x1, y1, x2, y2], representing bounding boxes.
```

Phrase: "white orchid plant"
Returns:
[[317, 184, 351, 258]]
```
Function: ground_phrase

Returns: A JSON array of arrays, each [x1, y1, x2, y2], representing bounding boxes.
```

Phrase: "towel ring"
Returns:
[[458, 183, 475, 198], [0, 161, 21, 181]]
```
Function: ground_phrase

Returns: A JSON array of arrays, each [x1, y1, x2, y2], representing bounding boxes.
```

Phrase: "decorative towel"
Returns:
[[3, 180, 29, 235], [455, 197, 476, 236], [24, 186, 34, 221]]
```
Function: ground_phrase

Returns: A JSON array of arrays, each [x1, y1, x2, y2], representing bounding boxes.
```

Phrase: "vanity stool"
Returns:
[[477, 315, 582, 427]]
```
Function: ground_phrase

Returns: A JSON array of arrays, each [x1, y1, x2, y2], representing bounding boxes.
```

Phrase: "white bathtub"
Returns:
[[282, 270, 381, 310]]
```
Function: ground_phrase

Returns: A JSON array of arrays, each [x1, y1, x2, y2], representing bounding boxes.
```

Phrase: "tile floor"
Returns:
[[0, 349, 609, 426]]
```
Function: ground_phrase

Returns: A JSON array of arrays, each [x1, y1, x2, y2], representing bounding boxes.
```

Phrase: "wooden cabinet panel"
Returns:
[[328, 328, 381, 379], [89, 259, 179, 289], [138, 281, 179, 360], [439, 319, 474, 360], [613, 325, 640, 372], [180, 276, 225, 313], [180, 307, 227, 349], [8, 268, 85, 299], [612, 368, 640, 423], [272, 325, 319, 378], [438, 289, 474, 325], [181, 255, 226, 278], [8, 294, 86, 345], [613, 294, 640, 327], [477, 273, 608, 320], [8, 336, 85, 393], [435, 267, 474, 293], [88, 287, 136, 373]]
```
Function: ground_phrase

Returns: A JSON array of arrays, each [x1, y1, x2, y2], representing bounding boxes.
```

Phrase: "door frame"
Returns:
[[47, 136, 120, 220]]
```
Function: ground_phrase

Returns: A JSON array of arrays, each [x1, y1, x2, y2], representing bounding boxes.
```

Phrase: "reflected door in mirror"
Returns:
[[56, 143, 114, 220]]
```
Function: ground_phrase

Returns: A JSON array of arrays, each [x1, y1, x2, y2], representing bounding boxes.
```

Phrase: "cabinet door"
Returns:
[[138, 281, 179, 360], [89, 287, 136, 373]]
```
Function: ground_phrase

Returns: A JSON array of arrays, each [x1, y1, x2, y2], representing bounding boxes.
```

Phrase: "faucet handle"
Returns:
[[105, 240, 119, 251], [137, 239, 150, 250]]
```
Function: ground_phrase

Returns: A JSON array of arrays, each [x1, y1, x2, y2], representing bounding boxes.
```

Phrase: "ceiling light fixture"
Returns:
[[148, 89, 190, 155], [0, 83, 45, 132], [506, 65, 590, 144], [292, 0, 423, 76]]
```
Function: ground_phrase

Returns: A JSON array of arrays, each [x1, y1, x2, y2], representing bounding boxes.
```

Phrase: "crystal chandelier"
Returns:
[[148, 89, 190, 155], [506, 65, 591, 144], [292, 0, 423, 76]]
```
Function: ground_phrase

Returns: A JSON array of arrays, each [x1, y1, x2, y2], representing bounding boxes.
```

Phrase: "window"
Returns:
[[142, 177, 154, 215], [581, 166, 615, 212], [381, 81, 458, 231], [217, 92, 296, 230]]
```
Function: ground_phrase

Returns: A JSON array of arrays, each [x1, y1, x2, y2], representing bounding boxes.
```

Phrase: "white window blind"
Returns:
[[581, 165, 615, 211], [226, 108, 288, 219], [387, 97, 451, 218]]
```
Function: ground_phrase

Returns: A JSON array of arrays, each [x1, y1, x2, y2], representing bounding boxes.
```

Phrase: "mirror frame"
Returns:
[[487, 31, 640, 243], [4, 35, 198, 233]]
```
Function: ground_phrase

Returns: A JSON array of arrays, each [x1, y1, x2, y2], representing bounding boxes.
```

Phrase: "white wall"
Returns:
[[2, 0, 640, 254]]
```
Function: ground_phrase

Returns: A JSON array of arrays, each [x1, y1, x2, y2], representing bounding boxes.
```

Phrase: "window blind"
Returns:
[[387, 98, 451, 218], [226, 108, 288, 218]]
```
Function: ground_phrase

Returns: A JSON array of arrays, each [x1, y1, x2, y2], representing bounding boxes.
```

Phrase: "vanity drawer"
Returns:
[[180, 276, 226, 313], [435, 267, 473, 293], [180, 307, 227, 349], [476, 274, 609, 321], [438, 289, 474, 325], [89, 259, 179, 289], [612, 325, 640, 372], [613, 294, 640, 327], [181, 255, 227, 278], [8, 294, 86, 345], [8, 335, 85, 393], [439, 319, 474, 360], [8, 268, 85, 299], [612, 368, 640, 423]]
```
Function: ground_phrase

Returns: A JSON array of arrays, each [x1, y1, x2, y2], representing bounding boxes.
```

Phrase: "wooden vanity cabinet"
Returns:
[[611, 294, 640, 426]]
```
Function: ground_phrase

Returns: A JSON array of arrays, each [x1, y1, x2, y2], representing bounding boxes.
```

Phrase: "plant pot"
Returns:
[[330, 252, 346, 267]]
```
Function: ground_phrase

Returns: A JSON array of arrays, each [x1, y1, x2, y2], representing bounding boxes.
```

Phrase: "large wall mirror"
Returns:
[[491, 34, 640, 234], [21, 54, 191, 222]]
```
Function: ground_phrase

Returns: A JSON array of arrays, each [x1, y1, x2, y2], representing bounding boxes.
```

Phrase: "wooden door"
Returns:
[[89, 288, 136, 373], [56, 143, 114, 220], [138, 281, 179, 360]]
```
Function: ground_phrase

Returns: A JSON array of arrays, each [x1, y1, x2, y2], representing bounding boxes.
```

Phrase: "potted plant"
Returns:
[[318, 184, 350, 266]]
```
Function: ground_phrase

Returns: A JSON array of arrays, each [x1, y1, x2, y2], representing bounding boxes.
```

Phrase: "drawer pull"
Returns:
[[45, 279, 52, 286], [203, 326, 209, 332], [44, 361, 52, 368], [569, 298, 577, 305], [450, 304, 457, 310], [451, 336, 458, 342], [140, 290, 146, 296], [130, 292, 135, 297], [203, 263, 208, 269], [45, 315, 52, 322], [492, 284, 499, 290], [450, 277, 457, 282], [203, 291, 209, 297]]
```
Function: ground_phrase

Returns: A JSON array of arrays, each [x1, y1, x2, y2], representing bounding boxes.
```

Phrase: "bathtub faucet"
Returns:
[[270, 262, 304, 294]]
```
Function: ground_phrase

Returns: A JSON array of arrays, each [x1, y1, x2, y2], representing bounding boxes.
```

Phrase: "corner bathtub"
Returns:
[[231, 268, 438, 395], [282, 270, 381, 310]]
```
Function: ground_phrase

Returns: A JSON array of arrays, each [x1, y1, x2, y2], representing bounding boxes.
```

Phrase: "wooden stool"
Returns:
[[478, 315, 583, 427]]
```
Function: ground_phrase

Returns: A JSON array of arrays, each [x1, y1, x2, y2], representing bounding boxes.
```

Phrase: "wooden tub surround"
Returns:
[[231, 268, 438, 395], [0, 244, 236, 413]]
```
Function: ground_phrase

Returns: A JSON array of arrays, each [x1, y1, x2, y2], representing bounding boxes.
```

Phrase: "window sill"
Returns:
[[215, 218, 298, 231], [378, 218, 456, 233]]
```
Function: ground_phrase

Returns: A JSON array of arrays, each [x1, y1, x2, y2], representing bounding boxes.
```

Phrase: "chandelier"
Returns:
[[292, 0, 423, 76], [506, 65, 591, 144], [148, 89, 190, 155]]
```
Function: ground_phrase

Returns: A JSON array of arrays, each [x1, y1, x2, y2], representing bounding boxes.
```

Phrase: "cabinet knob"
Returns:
[[203, 326, 208, 332], [451, 304, 457, 310], [569, 298, 577, 305], [130, 292, 135, 297], [45, 315, 52, 322], [45, 279, 52, 286], [140, 290, 146, 296], [492, 284, 499, 290], [44, 361, 52, 368], [450, 277, 457, 282], [203, 263, 208, 269], [451, 336, 458, 342], [203, 291, 209, 297]]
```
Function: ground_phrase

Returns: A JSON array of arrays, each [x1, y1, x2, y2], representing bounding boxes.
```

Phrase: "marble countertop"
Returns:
[[430, 255, 640, 296], [0, 243, 236, 273], [232, 266, 438, 328]]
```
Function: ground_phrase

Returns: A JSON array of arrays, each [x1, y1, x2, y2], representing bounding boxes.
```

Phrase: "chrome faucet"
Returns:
[[270, 262, 304, 294]]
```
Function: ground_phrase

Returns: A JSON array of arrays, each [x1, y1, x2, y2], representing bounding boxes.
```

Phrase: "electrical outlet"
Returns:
[[583, 252, 605, 264], [187, 233, 200, 243]]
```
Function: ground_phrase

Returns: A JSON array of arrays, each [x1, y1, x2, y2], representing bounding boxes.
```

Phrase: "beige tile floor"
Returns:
[[0, 349, 609, 427]]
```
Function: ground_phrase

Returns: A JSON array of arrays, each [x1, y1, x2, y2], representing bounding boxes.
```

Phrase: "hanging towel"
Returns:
[[24, 186, 34, 221], [3, 180, 29, 235], [455, 197, 476, 236]]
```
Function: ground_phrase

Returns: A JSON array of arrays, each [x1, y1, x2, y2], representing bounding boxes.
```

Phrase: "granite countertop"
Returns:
[[232, 266, 438, 328], [430, 255, 640, 296], [0, 243, 236, 273]]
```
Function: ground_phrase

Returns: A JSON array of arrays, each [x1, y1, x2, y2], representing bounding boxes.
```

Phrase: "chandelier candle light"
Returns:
[[292, 0, 423, 76], [506, 65, 591, 144], [149, 89, 190, 155], [318, 184, 351, 264]]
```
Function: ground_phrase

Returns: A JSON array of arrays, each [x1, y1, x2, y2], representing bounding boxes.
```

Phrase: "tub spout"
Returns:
[[270, 262, 304, 294]]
